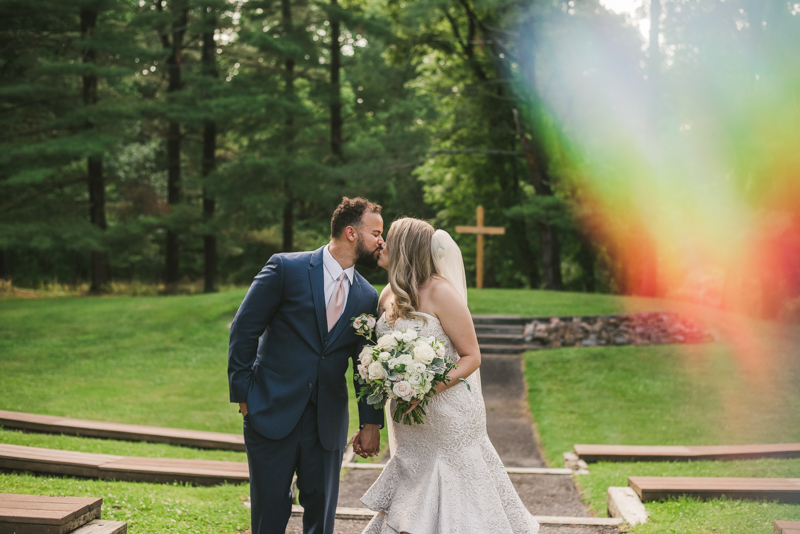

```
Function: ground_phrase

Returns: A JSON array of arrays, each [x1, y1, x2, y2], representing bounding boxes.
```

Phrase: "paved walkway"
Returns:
[[314, 352, 618, 534]]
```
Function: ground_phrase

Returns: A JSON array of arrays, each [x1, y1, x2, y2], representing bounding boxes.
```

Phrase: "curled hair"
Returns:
[[330, 197, 381, 238], [387, 217, 436, 322]]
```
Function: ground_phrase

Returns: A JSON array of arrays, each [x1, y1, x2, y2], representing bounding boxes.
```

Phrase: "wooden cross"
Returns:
[[455, 206, 505, 289]]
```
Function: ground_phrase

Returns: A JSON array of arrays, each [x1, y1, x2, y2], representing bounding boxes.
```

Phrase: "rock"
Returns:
[[607, 487, 648, 526]]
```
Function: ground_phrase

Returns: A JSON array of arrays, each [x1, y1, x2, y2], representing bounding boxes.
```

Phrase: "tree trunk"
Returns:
[[577, 234, 596, 292], [330, 0, 343, 160], [202, 6, 217, 293], [164, 5, 187, 287], [649, 0, 661, 82], [202, 127, 217, 293], [81, 7, 109, 294], [282, 0, 295, 252], [282, 193, 294, 253], [496, 122, 540, 287], [0, 249, 7, 280], [513, 110, 563, 290]]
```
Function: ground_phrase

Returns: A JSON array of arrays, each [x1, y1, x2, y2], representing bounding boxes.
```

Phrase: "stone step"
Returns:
[[471, 315, 528, 325], [478, 343, 537, 354], [473, 324, 525, 335], [72, 520, 127, 534], [343, 462, 572, 475], [478, 333, 526, 345], [289, 505, 623, 526]]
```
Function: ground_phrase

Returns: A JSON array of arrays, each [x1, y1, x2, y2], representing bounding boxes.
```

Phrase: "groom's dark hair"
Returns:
[[331, 197, 382, 238]]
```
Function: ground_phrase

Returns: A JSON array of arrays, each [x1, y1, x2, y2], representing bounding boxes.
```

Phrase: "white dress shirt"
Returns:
[[323, 245, 355, 309]]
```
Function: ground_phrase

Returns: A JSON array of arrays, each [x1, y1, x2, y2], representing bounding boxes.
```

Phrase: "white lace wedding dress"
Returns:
[[360, 312, 539, 534]]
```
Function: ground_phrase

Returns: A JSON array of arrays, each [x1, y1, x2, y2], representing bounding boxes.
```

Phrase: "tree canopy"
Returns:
[[1, 0, 798, 317]]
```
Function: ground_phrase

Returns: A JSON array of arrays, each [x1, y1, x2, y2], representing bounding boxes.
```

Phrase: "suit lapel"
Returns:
[[325, 274, 363, 348], [308, 247, 327, 348]]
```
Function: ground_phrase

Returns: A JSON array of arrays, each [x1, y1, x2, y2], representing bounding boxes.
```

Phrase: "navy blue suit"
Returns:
[[228, 246, 383, 534]]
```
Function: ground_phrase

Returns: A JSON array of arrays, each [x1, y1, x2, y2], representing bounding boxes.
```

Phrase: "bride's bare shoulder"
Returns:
[[378, 285, 394, 315], [426, 275, 461, 303]]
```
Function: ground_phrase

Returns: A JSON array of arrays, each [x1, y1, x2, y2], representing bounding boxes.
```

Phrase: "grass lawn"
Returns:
[[578, 459, 800, 533], [2, 288, 799, 533], [524, 320, 800, 533], [0, 472, 251, 533]]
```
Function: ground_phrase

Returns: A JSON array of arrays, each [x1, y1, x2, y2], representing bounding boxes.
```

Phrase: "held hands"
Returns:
[[349, 424, 381, 458]]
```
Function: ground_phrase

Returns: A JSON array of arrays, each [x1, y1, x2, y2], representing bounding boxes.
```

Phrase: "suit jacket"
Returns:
[[228, 246, 383, 451]]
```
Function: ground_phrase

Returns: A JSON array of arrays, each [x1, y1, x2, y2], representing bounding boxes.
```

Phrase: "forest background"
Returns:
[[1, 0, 799, 319]]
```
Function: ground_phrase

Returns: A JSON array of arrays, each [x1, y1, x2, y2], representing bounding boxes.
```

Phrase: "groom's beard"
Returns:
[[355, 240, 380, 270]]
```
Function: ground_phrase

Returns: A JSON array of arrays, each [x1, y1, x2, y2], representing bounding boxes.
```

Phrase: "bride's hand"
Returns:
[[403, 400, 421, 415]]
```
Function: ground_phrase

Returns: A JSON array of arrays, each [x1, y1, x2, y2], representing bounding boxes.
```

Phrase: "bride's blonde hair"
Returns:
[[387, 217, 436, 322]]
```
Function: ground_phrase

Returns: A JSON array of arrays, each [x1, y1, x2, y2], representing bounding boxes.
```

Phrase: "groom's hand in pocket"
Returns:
[[353, 424, 381, 458], [239, 402, 248, 417]]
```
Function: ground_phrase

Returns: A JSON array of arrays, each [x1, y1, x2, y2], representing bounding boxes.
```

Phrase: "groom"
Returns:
[[228, 197, 385, 534]]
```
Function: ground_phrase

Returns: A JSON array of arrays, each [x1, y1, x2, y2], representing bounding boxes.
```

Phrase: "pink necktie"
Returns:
[[327, 273, 347, 331]]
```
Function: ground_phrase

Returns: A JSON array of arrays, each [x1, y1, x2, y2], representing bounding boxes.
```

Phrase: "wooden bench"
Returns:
[[0, 444, 249, 486], [575, 443, 800, 462], [0, 410, 244, 451], [0, 494, 100, 534], [628, 476, 800, 503], [775, 521, 800, 534]]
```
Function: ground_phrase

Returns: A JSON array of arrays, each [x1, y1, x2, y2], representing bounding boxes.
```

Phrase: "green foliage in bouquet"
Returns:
[[351, 315, 468, 425]]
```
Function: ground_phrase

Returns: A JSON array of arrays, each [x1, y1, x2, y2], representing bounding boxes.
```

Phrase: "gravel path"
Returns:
[[480, 354, 616, 533], [326, 352, 618, 534]]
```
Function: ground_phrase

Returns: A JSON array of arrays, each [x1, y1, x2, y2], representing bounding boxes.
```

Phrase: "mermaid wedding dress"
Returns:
[[359, 311, 539, 534]]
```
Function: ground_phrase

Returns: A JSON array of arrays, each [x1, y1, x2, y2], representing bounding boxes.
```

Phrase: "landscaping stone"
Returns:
[[607, 486, 648, 526], [522, 312, 713, 348]]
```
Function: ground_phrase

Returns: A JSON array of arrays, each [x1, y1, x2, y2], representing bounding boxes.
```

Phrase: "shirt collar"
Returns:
[[323, 244, 355, 285]]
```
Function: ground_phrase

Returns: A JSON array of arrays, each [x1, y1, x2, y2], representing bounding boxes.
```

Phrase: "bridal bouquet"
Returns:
[[351, 313, 462, 425]]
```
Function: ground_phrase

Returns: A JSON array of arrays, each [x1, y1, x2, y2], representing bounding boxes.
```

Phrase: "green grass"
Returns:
[[3, 288, 799, 533], [0, 291, 245, 432], [578, 458, 800, 515], [0, 290, 386, 532], [525, 343, 800, 467], [0, 473, 252, 533], [524, 321, 800, 532], [0, 290, 386, 440], [466, 287, 670, 316], [0, 428, 246, 462]]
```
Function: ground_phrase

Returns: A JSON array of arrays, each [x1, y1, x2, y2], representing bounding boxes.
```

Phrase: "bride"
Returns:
[[355, 217, 539, 534]]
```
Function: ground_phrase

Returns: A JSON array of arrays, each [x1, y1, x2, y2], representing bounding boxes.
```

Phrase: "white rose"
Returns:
[[376, 334, 397, 349], [378, 351, 391, 362], [393, 381, 414, 401], [410, 362, 426, 374], [366, 317, 377, 328], [368, 361, 387, 380], [359, 346, 373, 366], [353, 318, 363, 329], [397, 353, 414, 366], [392, 330, 405, 340], [387, 357, 399, 369], [402, 330, 418, 342], [357, 364, 369, 380], [407, 372, 423, 386], [436, 346, 445, 357], [413, 344, 436, 364]]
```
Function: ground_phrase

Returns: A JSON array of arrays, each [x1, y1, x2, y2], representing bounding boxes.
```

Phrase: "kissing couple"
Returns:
[[228, 197, 539, 534]]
